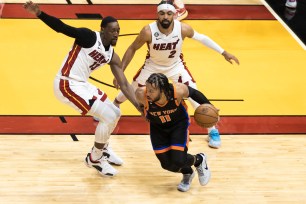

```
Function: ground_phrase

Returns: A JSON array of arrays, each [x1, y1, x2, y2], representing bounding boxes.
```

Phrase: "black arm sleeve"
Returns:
[[38, 12, 96, 48], [188, 86, 211, 105]]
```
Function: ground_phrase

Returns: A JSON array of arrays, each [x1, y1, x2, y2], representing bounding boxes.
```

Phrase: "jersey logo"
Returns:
[[152, 39, 180, 51], [88, 50, 108, 70]]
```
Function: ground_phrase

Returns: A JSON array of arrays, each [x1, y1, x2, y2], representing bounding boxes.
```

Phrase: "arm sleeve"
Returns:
[[38, 12, 96, 48], [192, 31, 224, 54], [188, 86, 211, 105]]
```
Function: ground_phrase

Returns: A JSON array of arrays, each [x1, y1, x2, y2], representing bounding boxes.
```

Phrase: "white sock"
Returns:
[[207, 126, 216, 133], [90, 146, 103, 161]]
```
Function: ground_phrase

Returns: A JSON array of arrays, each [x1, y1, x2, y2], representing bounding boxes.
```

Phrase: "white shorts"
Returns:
[[53, 76, 107, 115], [133, 62, 196, 86]]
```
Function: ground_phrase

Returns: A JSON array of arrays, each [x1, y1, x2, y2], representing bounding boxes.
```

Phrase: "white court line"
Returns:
[[261, 0, 306, 50]]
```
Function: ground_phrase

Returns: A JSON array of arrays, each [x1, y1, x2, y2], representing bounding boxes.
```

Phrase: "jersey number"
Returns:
[[89, 62, 101, 70], [159, 115, 171, 123], [168, 50, 176, 58]]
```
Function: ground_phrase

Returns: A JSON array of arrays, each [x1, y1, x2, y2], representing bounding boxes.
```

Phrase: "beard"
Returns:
[[148, 94, 161, 103], [160, 19, 172, 29]]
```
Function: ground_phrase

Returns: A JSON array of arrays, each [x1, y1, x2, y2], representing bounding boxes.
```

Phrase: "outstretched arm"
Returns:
[[110, 52, 143, 114], [181, 23, 240, 65], [23, 1, 96, 48]]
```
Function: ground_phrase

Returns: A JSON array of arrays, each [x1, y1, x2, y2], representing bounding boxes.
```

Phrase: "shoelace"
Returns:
[[210, 131, 220, 141]]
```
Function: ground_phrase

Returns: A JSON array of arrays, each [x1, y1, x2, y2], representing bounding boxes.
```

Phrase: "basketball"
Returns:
[[194, 104, 219, 128]]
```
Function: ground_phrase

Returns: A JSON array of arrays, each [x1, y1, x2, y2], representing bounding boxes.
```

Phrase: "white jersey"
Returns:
[[57, 31, 114, 82], [145, 20, 183, 71]]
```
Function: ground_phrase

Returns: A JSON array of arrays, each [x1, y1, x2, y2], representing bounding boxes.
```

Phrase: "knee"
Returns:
[[160, 162, 180, 173], [172, 158, 186, 169]]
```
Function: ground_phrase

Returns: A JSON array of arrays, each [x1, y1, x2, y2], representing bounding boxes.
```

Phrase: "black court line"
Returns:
[[66, 0, 72, 5], [86, 0, 93, 5], [59, 116, 67, 123], [70, 134, 79, 141]]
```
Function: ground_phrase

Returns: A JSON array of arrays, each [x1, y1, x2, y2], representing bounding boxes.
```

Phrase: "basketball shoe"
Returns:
[[84, 153, 118, 177], [177, 170, 196, 192], [103, 144, 123, 166], [176, 8, 188, 21], [208, 129, 221, 148], [195, 153, 211, 186], [285, 0, 297, 8]]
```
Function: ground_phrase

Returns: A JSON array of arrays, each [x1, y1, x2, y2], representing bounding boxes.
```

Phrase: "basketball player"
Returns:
[[23, 1, 142, 177], [135, 73, 213, 192], [114, 0, 240, 149]]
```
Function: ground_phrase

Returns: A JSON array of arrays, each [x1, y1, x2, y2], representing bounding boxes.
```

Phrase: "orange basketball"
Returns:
[[194, 104, 219, 128]]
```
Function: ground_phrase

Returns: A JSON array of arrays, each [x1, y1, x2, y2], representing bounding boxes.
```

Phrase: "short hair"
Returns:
[[158, 0, 174, 6], [100, 16, 118, 28], [146, 73, 172, 100]]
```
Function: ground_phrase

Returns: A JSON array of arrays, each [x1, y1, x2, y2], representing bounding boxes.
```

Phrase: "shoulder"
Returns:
[[174, 83, 188, 100], [181, 22, 194, 38], [140, 25, 152, 36]]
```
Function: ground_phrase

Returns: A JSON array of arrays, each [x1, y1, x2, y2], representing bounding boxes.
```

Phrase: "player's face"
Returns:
[[102, 22, 120, 46], [146, 83, 161, 103], [157, 10, 174, 29]]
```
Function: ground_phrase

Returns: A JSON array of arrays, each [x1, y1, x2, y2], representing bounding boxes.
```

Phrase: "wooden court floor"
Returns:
[[1, 134, 306, 203], [1, 0, 306, 203]]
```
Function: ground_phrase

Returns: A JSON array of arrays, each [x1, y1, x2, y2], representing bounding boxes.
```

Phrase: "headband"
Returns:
[[157, 4, 177, 13]]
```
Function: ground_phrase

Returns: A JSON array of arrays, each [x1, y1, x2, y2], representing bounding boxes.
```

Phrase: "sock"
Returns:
[[208, 126, 216, 133], [90, 146, 103, 161], [194, 154, 203, 167]]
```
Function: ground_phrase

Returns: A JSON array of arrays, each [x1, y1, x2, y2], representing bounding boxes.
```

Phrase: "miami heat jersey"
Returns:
[[145, 20, 183, 72], [145, 85, 189, 126], [58, 32, 114, 82]]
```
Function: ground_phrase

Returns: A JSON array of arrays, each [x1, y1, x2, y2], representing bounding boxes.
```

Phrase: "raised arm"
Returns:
[[23, 1, 96, 48], [109, 52, 143, 113], [181, 23, 240, 65], [121, 25, 152, 71]]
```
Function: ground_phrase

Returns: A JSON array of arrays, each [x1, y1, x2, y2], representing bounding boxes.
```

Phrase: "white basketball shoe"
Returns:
[[84, 153, 118, 177], [195, 153, 211, 186], [103, 144, 123, 166], [177, 171, 196, 192]]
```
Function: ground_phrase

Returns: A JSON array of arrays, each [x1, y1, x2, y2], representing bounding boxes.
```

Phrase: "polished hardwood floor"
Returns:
[[0, 134, 305, 203]]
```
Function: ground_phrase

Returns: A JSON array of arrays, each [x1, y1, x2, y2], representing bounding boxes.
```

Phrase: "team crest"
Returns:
[[154, 32, 159, 37]]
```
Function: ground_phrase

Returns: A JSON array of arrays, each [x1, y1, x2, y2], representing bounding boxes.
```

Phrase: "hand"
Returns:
[[113, 78, 120, 90], [23, 1, 41, 16], [222, 51, 240, 65]]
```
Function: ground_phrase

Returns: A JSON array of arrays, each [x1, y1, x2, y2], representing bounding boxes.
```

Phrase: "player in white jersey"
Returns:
[[24, 1, 142, 177], [114, 0, 240, 149]]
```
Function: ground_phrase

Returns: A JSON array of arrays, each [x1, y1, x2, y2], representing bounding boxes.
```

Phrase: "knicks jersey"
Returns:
[[58, 32, 113, 82], [145, 85, 189, 126], [145, 20, 183, 71]]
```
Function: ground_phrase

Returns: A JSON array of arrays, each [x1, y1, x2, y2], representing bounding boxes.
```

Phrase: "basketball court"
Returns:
[[0, 0, 306, 203]]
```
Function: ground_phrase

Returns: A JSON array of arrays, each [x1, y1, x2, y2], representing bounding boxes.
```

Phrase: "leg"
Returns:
[[54, 78, 119, 176]]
